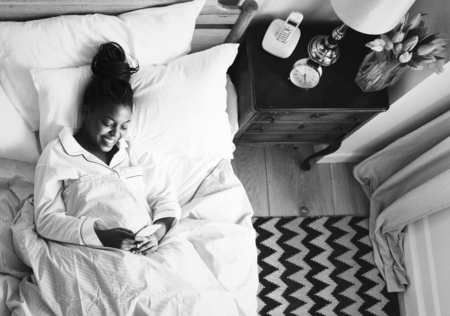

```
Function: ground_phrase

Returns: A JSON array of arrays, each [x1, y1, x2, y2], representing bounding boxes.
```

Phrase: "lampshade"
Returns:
[[330, 0, 416, 35]]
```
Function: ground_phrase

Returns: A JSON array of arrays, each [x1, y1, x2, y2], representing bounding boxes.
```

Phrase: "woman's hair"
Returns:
[[83, 42, 139, 112]]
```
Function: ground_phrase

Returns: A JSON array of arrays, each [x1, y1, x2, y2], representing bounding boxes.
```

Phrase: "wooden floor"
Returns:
[[231, 145, 370, 217]]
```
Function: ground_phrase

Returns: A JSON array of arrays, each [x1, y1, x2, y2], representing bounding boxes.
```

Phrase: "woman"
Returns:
[[34, 42, 180, 255]]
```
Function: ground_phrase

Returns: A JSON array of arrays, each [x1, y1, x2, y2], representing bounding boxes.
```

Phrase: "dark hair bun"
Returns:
[[91, 42, 139, 82], [83, 42, 139, 111]]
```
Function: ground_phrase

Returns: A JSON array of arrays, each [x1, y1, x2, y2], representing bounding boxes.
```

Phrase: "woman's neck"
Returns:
[[74, 132, 118, 166]]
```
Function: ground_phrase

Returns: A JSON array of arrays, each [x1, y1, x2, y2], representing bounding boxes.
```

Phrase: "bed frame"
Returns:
[[0, 0, 258, 52]]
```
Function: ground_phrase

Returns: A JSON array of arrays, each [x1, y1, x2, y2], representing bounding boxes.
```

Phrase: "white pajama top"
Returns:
[[34, 127, 181, 246]]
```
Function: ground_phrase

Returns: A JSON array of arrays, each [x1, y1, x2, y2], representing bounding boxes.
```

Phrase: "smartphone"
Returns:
[[135, 224, 161, 237], [275, 11, 304, 43]]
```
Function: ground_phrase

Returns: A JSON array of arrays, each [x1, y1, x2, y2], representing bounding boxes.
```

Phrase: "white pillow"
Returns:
[[0, 85, 40, 163], [0, 0, 205, 132], [31, 44, 239, 161]]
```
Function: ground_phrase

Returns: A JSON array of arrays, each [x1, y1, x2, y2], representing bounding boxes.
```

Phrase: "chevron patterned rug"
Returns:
[[252, 216, 400, 316]]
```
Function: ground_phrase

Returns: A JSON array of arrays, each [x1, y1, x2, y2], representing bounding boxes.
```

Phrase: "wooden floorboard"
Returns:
[[231, 145, 270, 216], [265, 145, 335, 217], [331, 162, 370, 216], [232, 144, 369, 217]]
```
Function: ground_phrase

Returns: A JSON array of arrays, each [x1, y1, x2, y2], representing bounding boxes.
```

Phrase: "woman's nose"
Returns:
[[109, 128, 117, 137]]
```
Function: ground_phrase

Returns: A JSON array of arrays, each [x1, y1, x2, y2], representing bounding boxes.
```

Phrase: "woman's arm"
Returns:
[[153, 217, 175, 242], [35, 163, 139, 249], [131, 139, 182, 235], [34, 165, 88, 245]]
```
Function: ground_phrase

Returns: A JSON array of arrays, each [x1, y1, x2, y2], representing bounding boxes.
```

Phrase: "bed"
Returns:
[[0, 0, 260, 315]]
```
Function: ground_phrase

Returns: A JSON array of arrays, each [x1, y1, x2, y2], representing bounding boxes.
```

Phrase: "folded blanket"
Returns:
[[0, 177, 33, 279]]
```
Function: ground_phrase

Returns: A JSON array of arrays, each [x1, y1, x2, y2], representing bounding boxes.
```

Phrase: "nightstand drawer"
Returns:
[[247, 122, 355, 134], [239, 133, 342, 143], [257, 112, 373, 123]]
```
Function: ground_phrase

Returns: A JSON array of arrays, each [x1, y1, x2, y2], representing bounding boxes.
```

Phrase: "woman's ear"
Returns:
[[81, 106, 90, 121]]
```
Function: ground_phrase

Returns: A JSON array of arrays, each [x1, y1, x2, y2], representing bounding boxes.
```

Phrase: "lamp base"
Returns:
[[307, 35, 340, 66], [307, 24, 348, 67]]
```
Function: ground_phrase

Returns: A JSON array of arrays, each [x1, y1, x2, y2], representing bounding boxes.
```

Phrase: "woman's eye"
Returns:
[[121, 125, 128, 130], [102, 121, 113, 127]]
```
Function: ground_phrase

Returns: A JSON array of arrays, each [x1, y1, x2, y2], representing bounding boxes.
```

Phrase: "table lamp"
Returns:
[[308, 0, 416, 66]]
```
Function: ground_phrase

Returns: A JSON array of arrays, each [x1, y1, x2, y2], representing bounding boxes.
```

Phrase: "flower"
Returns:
[[394, 43, 403, 56], [365, 12, 448, 74], [428, 61, 445, 74], [405, 13, 421, 32], [399, 51, 412, 63], [366, 38, 386, 51], [391, 32, 405, 43], [417, 44, 437, 55], [380, 34, 394, 50], [402, 36, 419, 51]]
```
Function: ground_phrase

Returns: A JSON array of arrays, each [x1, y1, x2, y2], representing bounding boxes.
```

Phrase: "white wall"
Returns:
[[401, 208, 450, 316], [318, 62, 450, 162], [317, 0, 450, 163]]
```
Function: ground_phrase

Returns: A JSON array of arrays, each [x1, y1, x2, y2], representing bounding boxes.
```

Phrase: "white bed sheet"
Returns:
[[1, 159, 258, 316], [0, 157, 36, 183]]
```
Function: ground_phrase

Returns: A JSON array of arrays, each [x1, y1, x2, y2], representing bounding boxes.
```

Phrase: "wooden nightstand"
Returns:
[[228, 24, 390, 171]]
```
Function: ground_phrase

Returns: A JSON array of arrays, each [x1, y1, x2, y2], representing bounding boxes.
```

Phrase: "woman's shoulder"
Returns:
[[37, 137, 64, 166]]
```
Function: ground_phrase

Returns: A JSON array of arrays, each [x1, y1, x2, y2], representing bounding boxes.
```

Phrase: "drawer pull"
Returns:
[[298, 124, 306, 129], [287, 134, 294, 138], [270, 116, 276, 123], [260, 127, 265, 133], [311, 114, 326, 119]]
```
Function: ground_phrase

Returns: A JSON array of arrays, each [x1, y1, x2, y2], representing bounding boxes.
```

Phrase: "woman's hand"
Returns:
[[131, 217, 174, 256], [131, 235, 159, 256], [153, 217, 175, 242], [94, 227, 137, 250]]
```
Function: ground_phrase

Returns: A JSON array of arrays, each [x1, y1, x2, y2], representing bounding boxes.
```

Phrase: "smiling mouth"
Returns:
[[102, 136, 116, 145]]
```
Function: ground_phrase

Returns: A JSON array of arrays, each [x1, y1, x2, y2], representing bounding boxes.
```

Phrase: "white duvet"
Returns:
[[3, 160, 258, 315]]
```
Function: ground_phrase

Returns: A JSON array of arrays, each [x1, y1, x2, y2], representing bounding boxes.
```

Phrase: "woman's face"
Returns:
[[81, 104, 132, 152]]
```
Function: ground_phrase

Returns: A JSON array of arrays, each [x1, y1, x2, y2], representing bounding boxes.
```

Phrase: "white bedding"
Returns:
[[1, 160, 258, 315]]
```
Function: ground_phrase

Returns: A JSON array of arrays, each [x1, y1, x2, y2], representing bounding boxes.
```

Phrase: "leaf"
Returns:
[[418, 33, 440, 46], [411, 55, 435, 63], [407, 26, 426, 38]]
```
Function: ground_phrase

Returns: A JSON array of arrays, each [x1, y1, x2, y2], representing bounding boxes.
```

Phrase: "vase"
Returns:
[[355, 50, 409, 92]]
